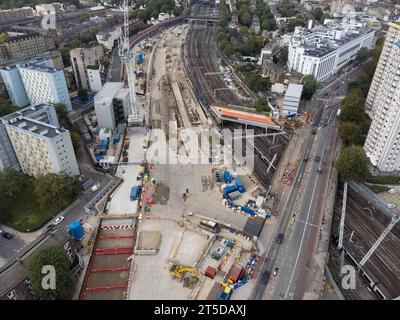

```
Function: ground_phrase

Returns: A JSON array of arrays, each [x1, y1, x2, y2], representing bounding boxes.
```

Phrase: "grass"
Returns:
[[367, 176, 400, 185], [366, 184, 390, 194], [2, 182, 57, 232]]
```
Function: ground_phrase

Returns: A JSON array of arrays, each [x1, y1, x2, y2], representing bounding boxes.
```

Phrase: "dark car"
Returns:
[[311, 128, 317, 135], [314, 156, 321, 162], [276, 233, 284, 244], [1, 231, 13, 240], [261, 270, 271, 285]]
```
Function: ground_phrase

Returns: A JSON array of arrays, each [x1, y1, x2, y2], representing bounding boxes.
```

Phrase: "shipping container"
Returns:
[[223, 184, 239, 198], [205, 266, 217, 279], [234, 177, 245, 193], [227, 264, 244, 283], [223, 170, 232, 184]]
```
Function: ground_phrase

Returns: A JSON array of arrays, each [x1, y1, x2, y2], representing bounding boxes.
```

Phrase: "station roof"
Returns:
[[212, 106, 279, 128]]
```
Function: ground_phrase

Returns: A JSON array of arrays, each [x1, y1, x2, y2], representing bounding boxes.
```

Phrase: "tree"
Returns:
[[35, 174, 81, 212], [301, 75, 317, 100], [70, 132, 82, 152], [54, 103, 72, 130], [254, 97, 271, 112], [340, 89, 365, 123], [356, 47, 370, 63], [339, 122, 363, 146], [79, 13, 90, 22], [313, 8, 324, 22], [335, 146, 370, 182], [78, 89, 88, 104], [28, 246, 71, 300]]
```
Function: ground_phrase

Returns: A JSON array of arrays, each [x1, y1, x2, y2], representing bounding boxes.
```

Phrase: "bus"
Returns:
[[200, 220, 222, 233]]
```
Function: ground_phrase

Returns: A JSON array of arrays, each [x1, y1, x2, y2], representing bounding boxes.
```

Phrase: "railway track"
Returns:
[[333, 190, 400, 299]]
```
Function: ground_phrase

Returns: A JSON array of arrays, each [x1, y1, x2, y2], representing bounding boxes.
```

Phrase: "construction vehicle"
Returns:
[[169, 264, 199, 279]]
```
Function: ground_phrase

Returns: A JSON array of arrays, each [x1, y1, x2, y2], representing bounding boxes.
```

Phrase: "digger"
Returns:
[[169, 264, 199, 279]]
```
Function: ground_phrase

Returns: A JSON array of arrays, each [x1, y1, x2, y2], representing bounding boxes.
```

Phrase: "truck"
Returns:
[[223, 184, 239, 198], [234, 177, 245, 193], [223, 170, 232, 184]]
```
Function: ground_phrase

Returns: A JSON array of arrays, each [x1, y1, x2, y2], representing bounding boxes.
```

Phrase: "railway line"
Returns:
[[332, 189, 400, 299]]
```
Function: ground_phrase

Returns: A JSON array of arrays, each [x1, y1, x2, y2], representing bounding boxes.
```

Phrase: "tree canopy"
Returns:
[[340, 89, 365, 123], [339, 122, 363, 146], [35, 174, 81, 211], [301, 75, 317, 100], [335, 146, 370, 182], [28, 246, 71, 300]]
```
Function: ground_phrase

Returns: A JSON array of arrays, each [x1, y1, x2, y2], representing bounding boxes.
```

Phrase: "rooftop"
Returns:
[[285, 84, 303, 98], [94, 82, 124, 103]]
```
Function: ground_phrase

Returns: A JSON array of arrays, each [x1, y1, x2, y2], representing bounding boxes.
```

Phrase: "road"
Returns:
[[252, 64, 362, 300]]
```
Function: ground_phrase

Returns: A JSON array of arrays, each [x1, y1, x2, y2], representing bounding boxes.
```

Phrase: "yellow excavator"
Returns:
[[169, 264, 199, 279]]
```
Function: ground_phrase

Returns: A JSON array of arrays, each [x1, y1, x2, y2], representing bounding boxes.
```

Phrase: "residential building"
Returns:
[[19, 64, 72, 110], [0, 32, 56, 63], [363, 22, 400, 172], [1, 104, 79, 177], [282, 84, 303, 116], [87, 64, 106, 92], [0, 55, 56, 107], [70, 45, 105, 91], [287, 20, 375, 82], [96, 28, 122, 50], [0, 7, 35, 25], [94, 82, 130, 130], [35, 3, 64, 15]]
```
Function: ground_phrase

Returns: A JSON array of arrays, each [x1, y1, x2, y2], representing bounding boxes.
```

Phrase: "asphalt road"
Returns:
[[251, 65, 362, 300]]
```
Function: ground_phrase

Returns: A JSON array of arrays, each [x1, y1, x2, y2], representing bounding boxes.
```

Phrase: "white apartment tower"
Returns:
[[364, 22, 400, 172], [0, 104, 79, 177]]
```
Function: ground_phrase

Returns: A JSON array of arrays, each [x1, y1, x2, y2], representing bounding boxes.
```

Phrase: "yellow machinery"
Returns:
[[169, 264, 199, 279]]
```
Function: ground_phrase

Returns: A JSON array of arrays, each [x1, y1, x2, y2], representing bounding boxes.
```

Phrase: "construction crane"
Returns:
[[118, 0, 142, 127], [169, 264, 199, 279]]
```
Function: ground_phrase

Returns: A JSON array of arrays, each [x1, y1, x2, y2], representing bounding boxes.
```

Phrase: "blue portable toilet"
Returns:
[[137, 52, 144, 64], [69, 220, 84, 240], [224, 170, 232, 184]]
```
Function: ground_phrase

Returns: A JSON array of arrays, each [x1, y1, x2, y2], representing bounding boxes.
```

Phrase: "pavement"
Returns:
[[251, 64, 362, 300]]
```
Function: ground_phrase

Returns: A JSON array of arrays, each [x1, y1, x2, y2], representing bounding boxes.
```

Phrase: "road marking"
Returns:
[[295, 219, 319, 228], [284, 170, 320, 299]]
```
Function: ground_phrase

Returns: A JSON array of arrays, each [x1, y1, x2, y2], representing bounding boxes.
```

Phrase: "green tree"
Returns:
[[301, 75, 317, 100], [254, 97, 271, 112], [339, 122, 363, 146], [313, 8, 324, 22], [54, 103, 71, 130], [35, 174, 81, 211], [335, 146, 370, 182], [356, 47, 370, 63], [70, 132, 82, 152], [79, 12, 90, 22], [28, 246, 71, 300], [340, 89, 365, 123]]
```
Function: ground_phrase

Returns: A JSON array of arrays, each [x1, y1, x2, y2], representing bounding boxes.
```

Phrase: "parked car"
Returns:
[[90, 184, 100, 192], [52, 216, 65, 226], [0, 230, 13, 239], [273, 267, 279, 277], [276, 233, 284, 244], [388, 188, 397, 194], [314, 156, 321, 162], [387, 203, 396, 209]]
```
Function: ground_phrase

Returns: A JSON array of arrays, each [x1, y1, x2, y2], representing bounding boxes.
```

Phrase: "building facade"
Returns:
[[363, 22, 400, 172], [94, 82, 130, 130], [0, 33, 56, 63], [282, 84, 303, 116], [288, 20, 375, 82], [0, 7, 35, 25], [18, 64, 72, 110], [70, 45, 104, 91], [0, 104, 79, 177]]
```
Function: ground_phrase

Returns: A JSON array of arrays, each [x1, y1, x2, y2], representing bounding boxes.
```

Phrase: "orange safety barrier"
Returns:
[[85, 285, 128, 292], [95, 246, 133, 251], [90, 267, 130, 273], [95, 250, 133, 255], [99, 236, 134, 239]]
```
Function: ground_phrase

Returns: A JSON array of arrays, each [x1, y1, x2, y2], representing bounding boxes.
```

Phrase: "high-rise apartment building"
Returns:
[[0, 104, 79, 177], [363, 22, 400, 172], [70, 45, 104, 91]]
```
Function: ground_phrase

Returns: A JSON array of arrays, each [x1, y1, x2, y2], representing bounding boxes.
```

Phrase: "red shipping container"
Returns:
[[205, 266, 217, 279], [227, 264, 243, 283]]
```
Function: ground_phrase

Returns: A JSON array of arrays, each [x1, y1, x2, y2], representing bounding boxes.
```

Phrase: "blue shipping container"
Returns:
[[234, 177, 245, 193], [113, 133, 120, 144], [223, 184, 239, 198], [130, 185, 142, 201]]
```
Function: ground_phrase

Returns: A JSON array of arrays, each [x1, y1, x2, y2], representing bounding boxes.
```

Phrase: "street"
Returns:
[[252, 65, 361, 300]]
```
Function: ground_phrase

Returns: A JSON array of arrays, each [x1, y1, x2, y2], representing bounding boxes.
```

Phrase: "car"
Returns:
[[311, 128, 317, 135], [388, 188, 397, 194], [0, 230, 13, 239], [260, 270, 270, 285], [273, 267, 279, 277], [46, 224, 55, 230], [276, 233, 284, 244], [387, 203, 396, 209], [52, 216, 65, 226], [314, 156, 321, 162], [90, 184, 100, 192]]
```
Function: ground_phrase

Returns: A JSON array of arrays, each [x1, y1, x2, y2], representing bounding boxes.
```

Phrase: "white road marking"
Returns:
[[284, 171, 320, 299]]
